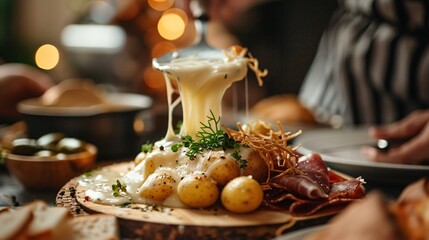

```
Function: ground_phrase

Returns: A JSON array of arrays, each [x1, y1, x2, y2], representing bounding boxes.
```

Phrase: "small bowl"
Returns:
[[6, 144, 97, 191]]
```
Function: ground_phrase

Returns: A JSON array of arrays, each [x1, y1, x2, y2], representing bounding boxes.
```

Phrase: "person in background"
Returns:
[[0, 63, 53, 124], [256, 0, 429, 165]]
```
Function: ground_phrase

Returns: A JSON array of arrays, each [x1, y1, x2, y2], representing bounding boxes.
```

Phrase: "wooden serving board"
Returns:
[[56, 162, 333, 240]]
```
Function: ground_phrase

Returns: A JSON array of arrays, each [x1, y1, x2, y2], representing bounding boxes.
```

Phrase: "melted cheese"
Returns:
[[162, 56, 247, 139]]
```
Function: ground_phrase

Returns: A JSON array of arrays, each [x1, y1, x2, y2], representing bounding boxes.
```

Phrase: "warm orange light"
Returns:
[[144, 67, 165, 90], [35, 44, 60, 70], [164, 8, 188, 25], [148, 0, 174, 11], [157, 8, 188, 40], [151, 41, 176, 58]]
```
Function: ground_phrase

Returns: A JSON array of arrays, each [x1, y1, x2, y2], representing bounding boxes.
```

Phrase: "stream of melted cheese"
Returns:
[[81, 53, 250, 208]]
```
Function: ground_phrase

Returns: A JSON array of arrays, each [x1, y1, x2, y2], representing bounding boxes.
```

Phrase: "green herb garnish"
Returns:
[[171, 110, 241, 162], [112, 180, 127, 197], [231, 150, 248, 169], [141, 142, 154, 153]]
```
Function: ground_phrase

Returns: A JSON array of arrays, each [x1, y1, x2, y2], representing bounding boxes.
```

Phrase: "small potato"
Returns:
[[177, 173, 219, 208], [208, 158, 240, 185], [139, 170, 177, 202], [221, 176, 263, 213], [242, 150, 268, 182], [142, 158, 156, 180], [134, 151, 147, 165]]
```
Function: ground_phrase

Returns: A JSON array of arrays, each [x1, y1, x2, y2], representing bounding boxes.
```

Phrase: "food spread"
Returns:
[[80, 46, 365, 216]]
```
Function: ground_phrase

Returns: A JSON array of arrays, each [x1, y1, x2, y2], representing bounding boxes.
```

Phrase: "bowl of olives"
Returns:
[[5, 133, 97, 191]]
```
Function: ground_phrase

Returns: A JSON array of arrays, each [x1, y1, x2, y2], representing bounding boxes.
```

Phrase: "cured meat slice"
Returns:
[[271, 175, 328, 200], [264, 153, 365, 216], [269, 153, 330, 200], [297, 153, 330, 194]]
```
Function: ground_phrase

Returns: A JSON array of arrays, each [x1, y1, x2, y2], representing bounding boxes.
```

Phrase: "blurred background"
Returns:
[[0, 0, 338, 158], [0, 0, 337, 105]]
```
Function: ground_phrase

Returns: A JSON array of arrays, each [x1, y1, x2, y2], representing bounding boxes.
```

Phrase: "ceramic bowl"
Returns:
[[6, 143, 97, 191]]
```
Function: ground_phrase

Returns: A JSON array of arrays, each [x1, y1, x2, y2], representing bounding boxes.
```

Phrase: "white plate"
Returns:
[[295, 127, 429, 187], [273, 225, 325, 240]]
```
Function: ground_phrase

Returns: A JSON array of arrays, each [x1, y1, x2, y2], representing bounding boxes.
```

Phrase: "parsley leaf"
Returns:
[[141, 142, 154, 153], [112, 180, 127, 197]]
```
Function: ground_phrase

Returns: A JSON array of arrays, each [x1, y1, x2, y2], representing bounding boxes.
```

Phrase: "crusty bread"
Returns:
[[0, 205, 33, 240], [69, 214, 119, 240], [0, 201, 119, 240], [25, 201, 72, 240]]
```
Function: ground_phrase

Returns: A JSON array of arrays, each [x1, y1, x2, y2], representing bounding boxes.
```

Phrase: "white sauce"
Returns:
[[83, 52, 252, 208], [162, 56, 247, 139]]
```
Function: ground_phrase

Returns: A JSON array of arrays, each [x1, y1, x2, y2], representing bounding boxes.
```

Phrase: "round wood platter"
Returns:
[[56, 162, 333, 240]]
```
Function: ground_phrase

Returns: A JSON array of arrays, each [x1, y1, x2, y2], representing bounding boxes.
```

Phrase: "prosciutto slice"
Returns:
[[270, 153, 330, 199], [264, 153, 365, 216]]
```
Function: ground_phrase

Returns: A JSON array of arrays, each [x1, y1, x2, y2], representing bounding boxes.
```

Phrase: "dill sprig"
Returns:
[[171, 110, 241, 161]]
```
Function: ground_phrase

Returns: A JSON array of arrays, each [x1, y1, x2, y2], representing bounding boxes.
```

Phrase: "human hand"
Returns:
[[0, 63, 53, 122], [361, 110, 429, 165]]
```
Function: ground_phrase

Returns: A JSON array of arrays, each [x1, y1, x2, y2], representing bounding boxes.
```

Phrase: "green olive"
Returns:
[[56, 138, 86, 154], [11, 138, 39, 156], [36, 132, 65, 151]]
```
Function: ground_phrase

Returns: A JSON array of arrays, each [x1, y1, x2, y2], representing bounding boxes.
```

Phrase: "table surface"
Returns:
[[0, 169, 57, 207]]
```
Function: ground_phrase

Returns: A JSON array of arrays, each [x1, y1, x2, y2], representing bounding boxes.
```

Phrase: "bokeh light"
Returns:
[[148, 0, 174, 11], [157, 8, 188, 40], [35, 44, 60, 70], [143, 67, 165, 90], [151, 41, 176, 58]]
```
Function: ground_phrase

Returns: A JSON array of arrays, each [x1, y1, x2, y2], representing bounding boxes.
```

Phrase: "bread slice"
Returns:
[[69, 214, 119, 240], [25, 201, 72, 240], [0, 201, 119, 240], [0, 205, 33, 240]]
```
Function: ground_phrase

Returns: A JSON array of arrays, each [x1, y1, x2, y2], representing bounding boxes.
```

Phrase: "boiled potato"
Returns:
[[242, 150, 268, 182], [177, 173, 219, 208], [221, 176, 263, 213], [134, 151, 147, 165], [208, 158, 240, 185], [139, 170, 177, 202], [142, 158, 156, 181]]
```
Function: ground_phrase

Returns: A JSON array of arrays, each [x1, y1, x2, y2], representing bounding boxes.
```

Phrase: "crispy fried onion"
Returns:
[[224, 45, 268, 87], [225, 121, 302, 184]]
